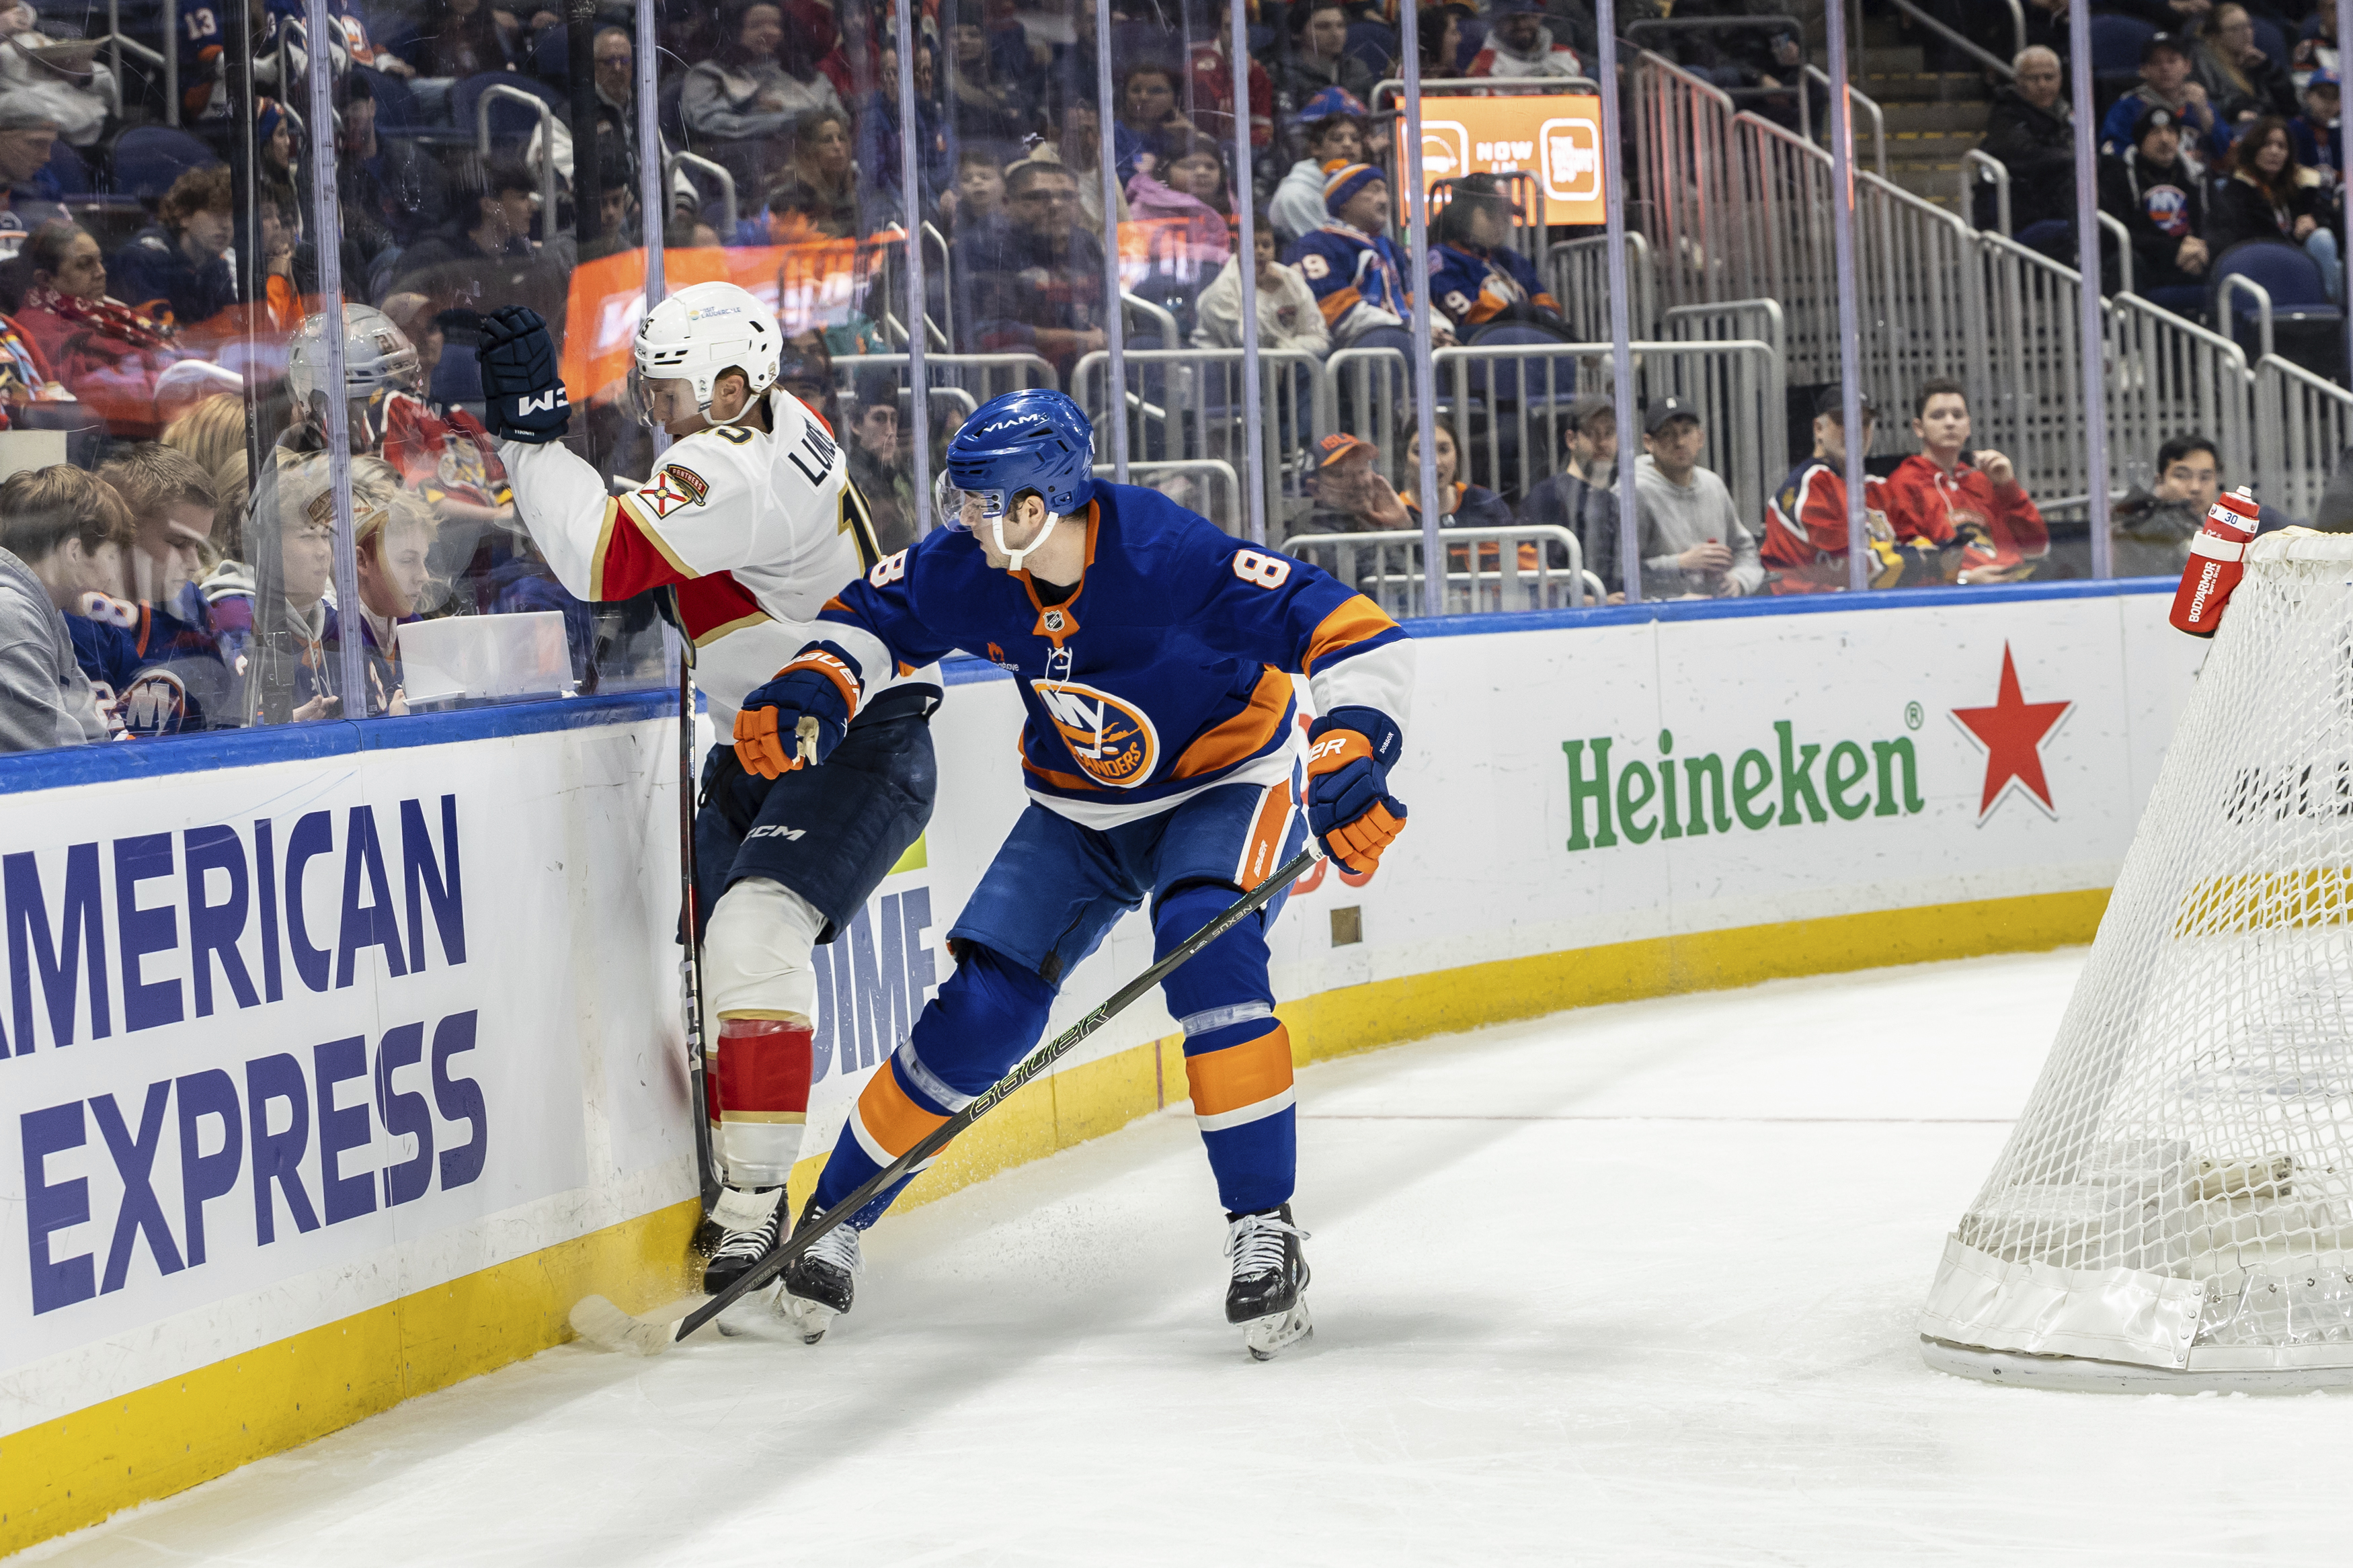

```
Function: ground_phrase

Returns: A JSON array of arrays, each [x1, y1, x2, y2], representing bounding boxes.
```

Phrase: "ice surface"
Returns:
[[28, 952, 2353, 1566]]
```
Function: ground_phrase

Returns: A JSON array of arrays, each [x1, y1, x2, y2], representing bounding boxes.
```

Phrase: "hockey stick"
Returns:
[[678, 648, 722, 1221], [569, 841, 1322, 1355]]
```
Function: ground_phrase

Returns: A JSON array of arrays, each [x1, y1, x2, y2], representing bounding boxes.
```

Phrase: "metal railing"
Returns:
[[2096, 211, 2134, 298], [666, 150, 738, 235], [1548, 232, 1658, 342], [1802, 65, 1887, 179], [835, 351, 1058, 413], [479, 85, 560, 233], [1886, 0, 2018, 80], [1976, 232, 2092, 505], [2104, 291, 2253, 499], [1276, 525, 1597, 617], [1094, 460, 1244, 536], [1633, 54, 1743, 315], [1325, 338, 1784, 524], [1960, 149, 2012, 237], [1072, 347, 1324, 540], [1856, 170, 1987, 441], [2253, 353, 2353, 525]]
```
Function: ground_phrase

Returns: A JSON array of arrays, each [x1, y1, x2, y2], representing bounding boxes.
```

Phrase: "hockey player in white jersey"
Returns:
[[474, 287, 940, 1296]]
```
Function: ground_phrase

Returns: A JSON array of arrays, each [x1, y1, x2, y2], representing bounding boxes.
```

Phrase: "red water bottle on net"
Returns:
[[2169, 487, 2262, 638]]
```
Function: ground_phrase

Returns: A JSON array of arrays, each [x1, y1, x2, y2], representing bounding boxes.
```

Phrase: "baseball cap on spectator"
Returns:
[[1298, 86, 1368, 124], [1566, 395, 1617, 433], [1643, 397, 1700, 435], [1812, 386, 1880, 421], [2132, 104, 2179, 143], [1313, 432, 1376, 468], [2307, 69, 2340, 91], [2141, 32, 2189, 65], [1322, 161, 1384, 213]]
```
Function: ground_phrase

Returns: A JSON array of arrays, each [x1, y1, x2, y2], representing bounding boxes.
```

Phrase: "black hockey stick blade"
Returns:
[[569, 843, 1322, 1356]]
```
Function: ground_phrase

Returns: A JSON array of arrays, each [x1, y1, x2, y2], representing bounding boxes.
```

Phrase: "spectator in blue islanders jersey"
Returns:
[[1428, 173, 1563, 335], [1286, 160, 1455, 349]]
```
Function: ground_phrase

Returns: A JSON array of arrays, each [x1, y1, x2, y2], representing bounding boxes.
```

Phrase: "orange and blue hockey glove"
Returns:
[[1304, 707, 1408, 876], [733, 645, 861, 780]]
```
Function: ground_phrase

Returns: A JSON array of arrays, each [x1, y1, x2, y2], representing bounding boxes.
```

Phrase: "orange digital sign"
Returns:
[[1411, 93, 1607, 226]]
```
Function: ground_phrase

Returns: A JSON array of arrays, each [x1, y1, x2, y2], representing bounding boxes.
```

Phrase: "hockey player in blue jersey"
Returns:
[[729, 388, 1416, 1357]]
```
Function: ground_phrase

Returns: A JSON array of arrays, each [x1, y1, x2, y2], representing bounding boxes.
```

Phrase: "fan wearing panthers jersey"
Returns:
[[731, 388, 1416, 1358], [473, 284, 941, 1298]]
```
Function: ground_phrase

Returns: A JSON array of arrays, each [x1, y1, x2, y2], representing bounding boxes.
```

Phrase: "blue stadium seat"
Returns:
[[2089, 15, 2156, 75], [1345, 21, 1396, 80], [2213, 239, 2344, 374], [2249, 15, 2288, 71], [112, 125, 220, 207]]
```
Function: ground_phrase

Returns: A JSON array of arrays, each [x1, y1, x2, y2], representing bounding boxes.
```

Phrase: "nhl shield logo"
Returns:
[[1031, 679, 1158, 787], [1043, 609, 1067, 633]]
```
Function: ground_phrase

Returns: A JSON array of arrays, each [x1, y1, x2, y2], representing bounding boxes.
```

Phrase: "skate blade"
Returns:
[[1243, 1302, 1314, 1361], [774, 1288, 839, 1346]]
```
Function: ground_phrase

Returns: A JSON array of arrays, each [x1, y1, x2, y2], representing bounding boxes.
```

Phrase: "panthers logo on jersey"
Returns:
[[1031, 679, 1160, 788]]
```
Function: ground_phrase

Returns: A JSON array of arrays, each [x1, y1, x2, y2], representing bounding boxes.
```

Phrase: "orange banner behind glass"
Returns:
[[1410, 93, 1606, 226]]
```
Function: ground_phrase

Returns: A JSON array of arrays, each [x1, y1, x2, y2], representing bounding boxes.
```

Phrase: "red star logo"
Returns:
[[1951, 643, 2072, 819]]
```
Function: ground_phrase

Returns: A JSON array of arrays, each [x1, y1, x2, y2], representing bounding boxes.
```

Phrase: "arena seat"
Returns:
[[112, 125, 219, 208]]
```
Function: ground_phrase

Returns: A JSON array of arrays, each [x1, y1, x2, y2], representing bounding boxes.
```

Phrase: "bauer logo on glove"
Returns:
[[1304, 708, 1408, 876]]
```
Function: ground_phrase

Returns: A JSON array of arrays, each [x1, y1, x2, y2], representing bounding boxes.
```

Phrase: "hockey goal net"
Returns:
[[1921, 531, 2353, 1391]]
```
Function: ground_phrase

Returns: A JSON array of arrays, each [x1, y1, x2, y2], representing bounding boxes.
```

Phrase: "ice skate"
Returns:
[[699, 1184, 785, 1296], [773, 1197, 861, 1344], [1225, 1204, 1312, 1360]]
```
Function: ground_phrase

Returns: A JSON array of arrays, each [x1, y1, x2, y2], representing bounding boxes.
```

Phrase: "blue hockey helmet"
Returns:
[[936, 388, 1096, 532]]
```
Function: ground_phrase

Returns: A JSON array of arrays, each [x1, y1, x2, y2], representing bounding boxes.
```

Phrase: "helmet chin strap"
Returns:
[[994, 506, 1060, 573]]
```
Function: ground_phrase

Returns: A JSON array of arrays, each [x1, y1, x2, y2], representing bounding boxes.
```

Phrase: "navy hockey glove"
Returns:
[[1304, 706, 1408, 876], [733, 645, 861, 779], [477, 305, 571, 444]]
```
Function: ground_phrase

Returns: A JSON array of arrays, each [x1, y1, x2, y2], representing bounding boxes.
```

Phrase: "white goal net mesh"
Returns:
[[1925, 534, 2353, 1373]]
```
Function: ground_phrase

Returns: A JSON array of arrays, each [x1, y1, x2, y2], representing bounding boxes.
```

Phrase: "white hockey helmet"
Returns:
[[631, 281, 781, 426], [287, 305, 422, 450]]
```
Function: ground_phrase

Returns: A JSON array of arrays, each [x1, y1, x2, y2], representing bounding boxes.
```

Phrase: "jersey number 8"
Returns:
[[1232, 550, 1291, 589], [870, 549, 909, 588]]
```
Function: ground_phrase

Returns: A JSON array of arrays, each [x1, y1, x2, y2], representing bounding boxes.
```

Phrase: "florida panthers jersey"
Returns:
[[812, 483, 1416, 827], [499, 388, 930, 724]]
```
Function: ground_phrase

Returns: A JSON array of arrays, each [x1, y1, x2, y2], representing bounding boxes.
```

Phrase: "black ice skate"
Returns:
[[1224, 1204, 1312, 1360], [774, 1196, 861, 1344], [700, 1185, 785, 1295]]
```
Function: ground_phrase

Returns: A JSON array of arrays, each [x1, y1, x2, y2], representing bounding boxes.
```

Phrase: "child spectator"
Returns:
[[1115, 61, 1193, 170], [1194, 226, 1330, 355], [2098, 105, 2211, 316], [350, 462, 438, 714], [1761, 389, 1936, 594], [1880, 377, 2047, 584], [1268, 87, 1365, 244], [111, 165, 237, 333], [2208, 114, 2341, 300], [160, 390, 256, 662], [1429, 173, 1562, 333], [1634, 398, 1761, 597], [97, 442, 219, 630], [1125, 133, 1234, 264], [0, 468, 105, 748], [1296, 431, 1406, 535], [947, 145, 1009, 236]]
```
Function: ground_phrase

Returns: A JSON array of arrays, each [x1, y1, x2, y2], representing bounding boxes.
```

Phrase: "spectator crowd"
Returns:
[[0, 0, 2291, 753]]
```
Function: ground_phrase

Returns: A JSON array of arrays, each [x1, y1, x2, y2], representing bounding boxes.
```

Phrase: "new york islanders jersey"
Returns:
[[1285, 224, 1413, 340], [812, 483, 1417, 828], [499, 388, 928, 724], [1427, 242, 1559, 329]]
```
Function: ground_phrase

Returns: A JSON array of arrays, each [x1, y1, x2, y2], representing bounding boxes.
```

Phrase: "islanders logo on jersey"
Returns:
[[1031, 679, 1160, 788], [2142, 183, 2190, 238]]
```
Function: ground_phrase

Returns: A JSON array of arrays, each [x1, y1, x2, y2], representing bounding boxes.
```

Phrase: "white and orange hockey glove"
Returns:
[[733, 645, 861, 779], [1304, 708, 1408, 876]]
